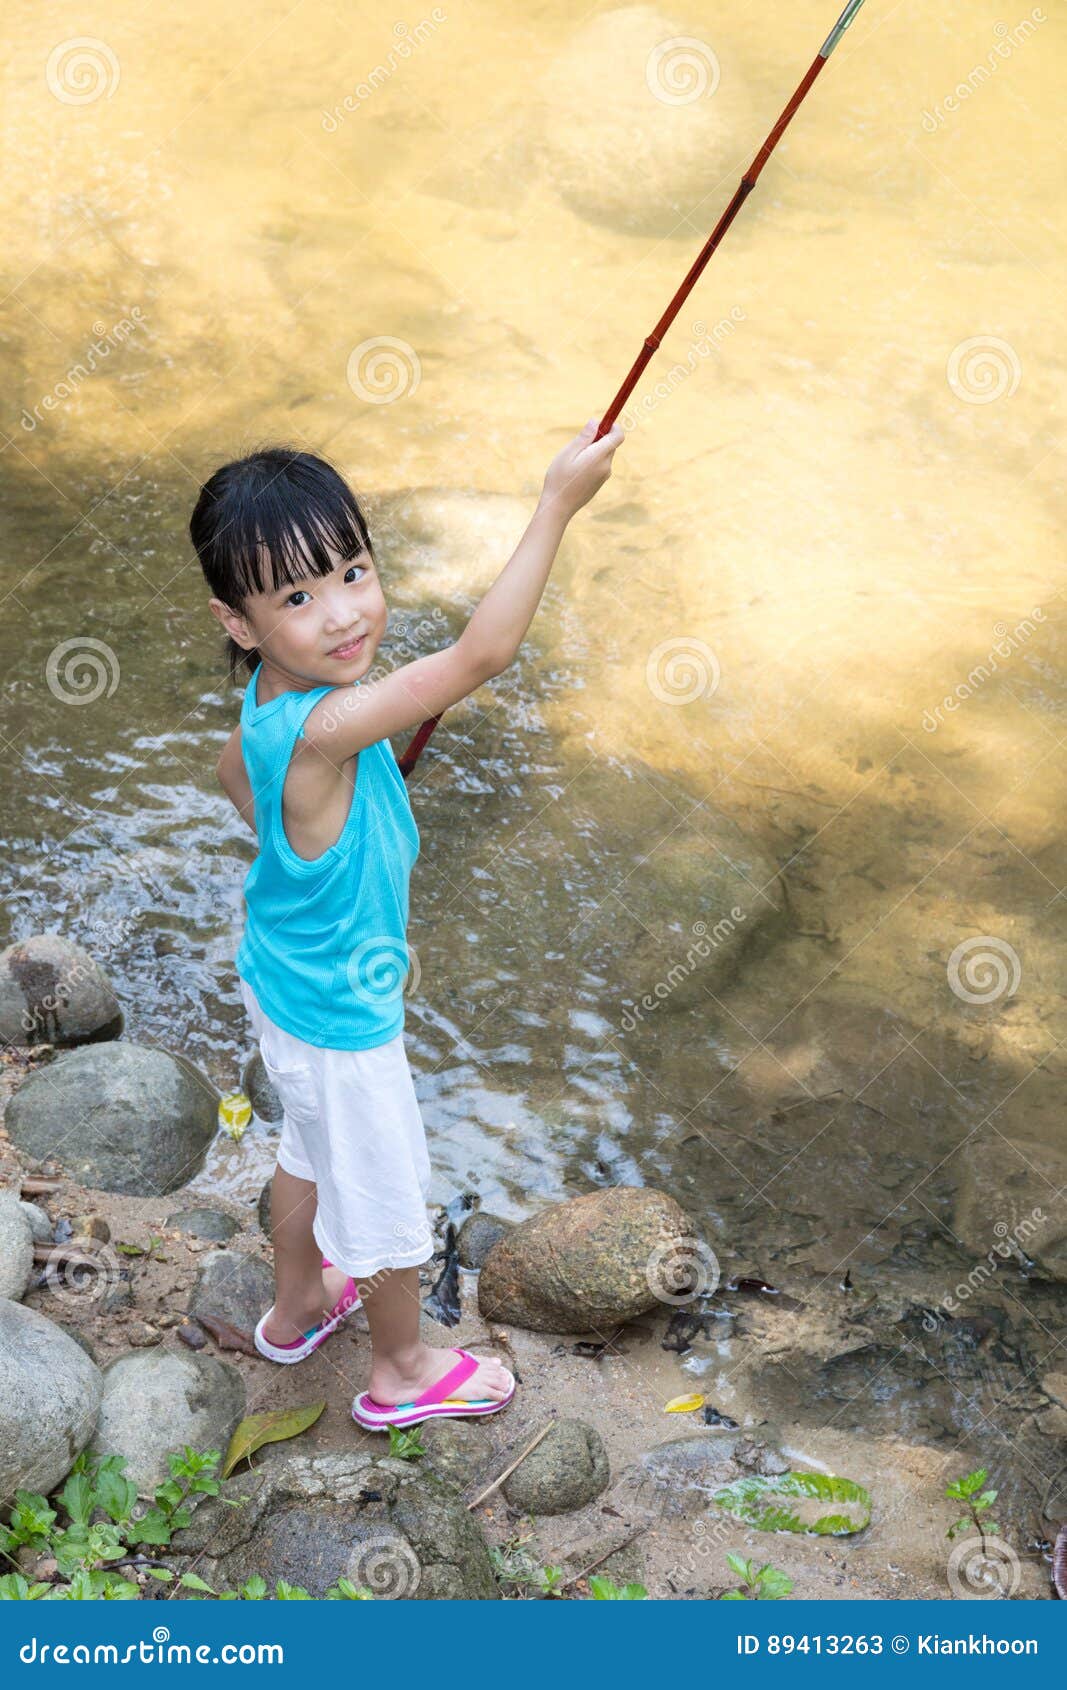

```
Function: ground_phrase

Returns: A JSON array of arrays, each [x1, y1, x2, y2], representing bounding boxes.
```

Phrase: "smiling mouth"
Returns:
[[329, 635, 366, 658]]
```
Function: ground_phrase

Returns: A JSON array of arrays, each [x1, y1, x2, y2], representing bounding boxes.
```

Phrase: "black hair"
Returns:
[[189, 446, 375, 684]]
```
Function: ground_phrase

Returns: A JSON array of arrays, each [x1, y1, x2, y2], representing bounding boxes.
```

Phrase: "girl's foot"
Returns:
[[259, 1263, 352, 1347], [353, 1344, 516, 1430], [368, 1343, 512, 1409]]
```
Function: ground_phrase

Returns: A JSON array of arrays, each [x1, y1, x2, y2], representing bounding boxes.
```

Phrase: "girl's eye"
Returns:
[[286, 589, 311, 607], [344, 563, 365, 583]]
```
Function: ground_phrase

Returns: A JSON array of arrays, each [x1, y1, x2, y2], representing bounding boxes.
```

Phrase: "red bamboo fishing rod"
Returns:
[[399, 0, 868, 781]]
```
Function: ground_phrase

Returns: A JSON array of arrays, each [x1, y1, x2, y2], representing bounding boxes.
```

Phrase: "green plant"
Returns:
[[489, 1536, 565, 1598], [712, 1472, 871, 1536], [719, 1553, 793, 1600], [0, 1447, 373, 1602], [587, 1575, 647, 1600], [386, 1425, 426, 1462], [945, 1467, 1000, 1552]]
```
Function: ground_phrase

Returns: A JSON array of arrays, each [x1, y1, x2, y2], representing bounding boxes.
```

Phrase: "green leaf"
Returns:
[[754, 1566, 794, 1599], [387, 1425, 426, 1461], [145, 1568, 175, 1582], [725, 1552, 751, 1580], [221, 1406, 324, 1480], [240, 1575, 268, 1600], [180, 1572, 217, 1593], [712, 1472, 871, 1535], [719, 1589, 747, 1600]]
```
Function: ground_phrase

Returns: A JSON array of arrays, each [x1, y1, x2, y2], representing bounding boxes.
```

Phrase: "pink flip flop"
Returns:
[[351, 1345, 516, 1430], [254, 1255, 361, 1364]]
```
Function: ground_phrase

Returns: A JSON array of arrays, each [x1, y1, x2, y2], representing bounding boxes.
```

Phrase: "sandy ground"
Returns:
[[1, 1049, 1054, 1603]]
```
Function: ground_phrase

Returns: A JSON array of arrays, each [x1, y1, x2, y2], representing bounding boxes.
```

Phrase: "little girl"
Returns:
[[190, 417, 624, 1429]]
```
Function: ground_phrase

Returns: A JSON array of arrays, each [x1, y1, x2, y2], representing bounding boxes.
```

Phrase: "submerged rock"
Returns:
[[456, 1210, 512, 1270], [89, 1348, 246, 1497], [540, 7, 754, 238], [6, 1043, 219, 1196], [502, 1419, 610, 1515], [954, 1137, 1067, 1281], [188, 1249, 274, 1336], [241, 1049, 281, 1123], [0, 933, 122, 1046], [0, 1299, 103, 1496], [618, 1430, 789, 1520], [168, 1450, 500, 1599], [0, 1192, 35, 1301], [478, 1186, 700, 1332]]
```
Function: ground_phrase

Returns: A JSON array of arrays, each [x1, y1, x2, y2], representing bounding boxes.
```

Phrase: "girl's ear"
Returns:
[[209, 596, 255, 651]]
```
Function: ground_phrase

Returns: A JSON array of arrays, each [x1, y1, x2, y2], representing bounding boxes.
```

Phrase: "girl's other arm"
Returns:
[[304, 419, 624, 767], [216, 726, 258, 836]]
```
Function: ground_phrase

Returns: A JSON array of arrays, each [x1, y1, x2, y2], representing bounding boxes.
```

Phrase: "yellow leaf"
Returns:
[[221, 1403, 325, 1479], [218, 1090, 252, 1140], [664, 1393, 705, 1414]]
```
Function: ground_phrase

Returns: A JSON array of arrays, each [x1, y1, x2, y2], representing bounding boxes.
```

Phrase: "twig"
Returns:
[[564, 1525, 650, 1589], [466, 1422, 556, 1512]]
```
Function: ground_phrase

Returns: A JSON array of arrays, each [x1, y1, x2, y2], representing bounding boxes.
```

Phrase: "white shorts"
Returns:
[[239, 976, 434, 1280]]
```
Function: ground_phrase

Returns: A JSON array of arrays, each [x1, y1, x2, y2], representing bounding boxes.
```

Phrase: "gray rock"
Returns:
[[89, 1347, 246, 1497], [954, 1137, 1067, 1281], [0, 1299, 103, 1496], [0, 933, 123, 1047], [6, 1042, 219, 1197], [502, 1419, 609, 1515], [241, 1050, 281, 1123], [168, 1449, 499, 1599], [166, 1207, 240, 1243], [418, 1419, 494, 1492], [0, 1192, 35, 1301], [618, 1431, 788, 1522], [18, 1200, 53, 1244], [478, 1185, 702, 1333], [457, 1210, 512, 1270], [188, 1249, 274, 1336], [257, 1178, 273, 1237]]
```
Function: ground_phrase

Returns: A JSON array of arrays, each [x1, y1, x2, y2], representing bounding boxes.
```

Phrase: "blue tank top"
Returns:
[[234, 661, 420, 1049]]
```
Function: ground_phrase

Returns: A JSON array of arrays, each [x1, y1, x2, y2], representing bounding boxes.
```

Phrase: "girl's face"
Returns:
[[212, 538, 388, 688]]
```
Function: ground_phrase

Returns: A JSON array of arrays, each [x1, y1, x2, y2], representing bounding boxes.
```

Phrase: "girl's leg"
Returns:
[[263, 1165, 348, 1345], [359, 1266, 512, 1405]]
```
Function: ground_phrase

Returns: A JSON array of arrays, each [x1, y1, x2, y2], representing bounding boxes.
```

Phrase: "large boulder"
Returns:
[[539, 7, 755, 237], [478, 1186, 703, 1332], [188, 1249, 274, 1336], [0, 1191, 35, 1301], [502, 1419, 610, 1514], [953, 1137, 1067, 1281], [0, 1299, 103, 1497], [456, 1210, 512, 1270], [0, 934, 122, 1047], [5, 1043, 219, 1196], [168, 1450, 500, 1600], [89, 1348, 246, 1497]]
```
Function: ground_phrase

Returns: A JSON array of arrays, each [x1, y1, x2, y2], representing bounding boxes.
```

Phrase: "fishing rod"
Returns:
[[398, 0, 868, 780]]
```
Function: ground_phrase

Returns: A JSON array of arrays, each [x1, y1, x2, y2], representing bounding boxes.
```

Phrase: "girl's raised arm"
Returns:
[[304, 419, 624, 768]]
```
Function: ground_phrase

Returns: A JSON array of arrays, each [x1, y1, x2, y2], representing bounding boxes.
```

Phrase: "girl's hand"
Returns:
[[539, 417, 626, 521]]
